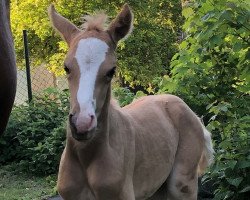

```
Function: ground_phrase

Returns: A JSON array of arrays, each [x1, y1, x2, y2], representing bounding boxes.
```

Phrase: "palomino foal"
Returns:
[[49, 4, 214, 200]]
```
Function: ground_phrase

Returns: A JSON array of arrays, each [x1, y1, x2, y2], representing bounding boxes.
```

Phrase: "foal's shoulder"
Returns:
[[150, 94, 184, 103], [154, 94, 192, 111], [135, 94, 185, 105]]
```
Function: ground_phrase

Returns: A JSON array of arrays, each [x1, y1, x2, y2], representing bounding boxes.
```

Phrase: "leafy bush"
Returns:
[[0, 88, 69, 175], [112, 87, 135, 106], [112, 86, 146, 106], [159, 0, 250, 199], [205, 100, 250, 200]]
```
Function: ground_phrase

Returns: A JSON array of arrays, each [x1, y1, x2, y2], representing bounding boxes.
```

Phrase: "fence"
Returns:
[[14, 30, 67, 105], [15, 66, 67, 105]]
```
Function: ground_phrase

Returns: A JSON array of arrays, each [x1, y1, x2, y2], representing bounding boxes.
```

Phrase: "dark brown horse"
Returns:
[[0, 0, 17, 135]]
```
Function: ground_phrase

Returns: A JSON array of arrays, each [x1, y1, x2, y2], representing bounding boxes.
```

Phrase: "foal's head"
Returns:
[[49, 4, 133, 141]]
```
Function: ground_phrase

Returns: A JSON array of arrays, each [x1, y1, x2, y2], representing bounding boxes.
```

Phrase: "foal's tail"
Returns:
[[197, 121, 215, 176]]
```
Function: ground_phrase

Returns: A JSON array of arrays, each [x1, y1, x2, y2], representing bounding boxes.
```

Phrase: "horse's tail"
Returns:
[[197, 122, 214, 176]]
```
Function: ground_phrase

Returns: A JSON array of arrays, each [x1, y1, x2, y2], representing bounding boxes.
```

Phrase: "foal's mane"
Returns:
[[81, 12, 108, 32]]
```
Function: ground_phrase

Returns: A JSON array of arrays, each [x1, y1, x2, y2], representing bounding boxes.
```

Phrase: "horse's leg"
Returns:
[[120, 180, 135, 200], [163, 98, 204, 200], [57, 149, 95, 200], [165, 125, 202, 199], [147, 167, 198, 200], [90, 169, 135, 200], [120, 188, 135, 200], [147, 180, 168, 200], [166, 166, 198, 200]]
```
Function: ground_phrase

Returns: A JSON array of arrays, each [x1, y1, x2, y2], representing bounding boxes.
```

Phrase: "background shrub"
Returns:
[[158, 0, 250, 199], [0, 88, 69, 175], [112, 87, 146, 106]]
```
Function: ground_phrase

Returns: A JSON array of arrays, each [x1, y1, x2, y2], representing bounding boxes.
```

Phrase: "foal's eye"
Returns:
[[64, 65, 70, 74], [106, 67, 116, 79]]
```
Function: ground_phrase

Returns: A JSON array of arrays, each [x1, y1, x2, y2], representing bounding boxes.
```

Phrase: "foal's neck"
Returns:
[[97, 85, 112, 135], [68, 85, 126, 165], [69, 86, 113, 156]]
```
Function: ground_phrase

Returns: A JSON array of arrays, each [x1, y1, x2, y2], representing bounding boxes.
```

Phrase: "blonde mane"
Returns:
[[81, 12, 108, 31]]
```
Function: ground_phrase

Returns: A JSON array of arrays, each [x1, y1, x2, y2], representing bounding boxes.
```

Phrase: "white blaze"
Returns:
[[75, 38, 108, 115]]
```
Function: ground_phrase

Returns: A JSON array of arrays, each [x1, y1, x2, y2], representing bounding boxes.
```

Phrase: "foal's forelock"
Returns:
[[75, 37, 109, 120]]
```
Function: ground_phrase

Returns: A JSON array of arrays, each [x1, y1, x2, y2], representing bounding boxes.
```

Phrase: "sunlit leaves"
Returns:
[[158, 1, 250, 198], [182, 7, 194, 18], [10, 0, 183, 91]]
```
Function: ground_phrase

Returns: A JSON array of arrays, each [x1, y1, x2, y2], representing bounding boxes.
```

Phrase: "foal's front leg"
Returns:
[[119, 180, 136, 200], [93, 187, 135, 200], [57, 150, 95, 200], [87, 155, 135, 200], [89, 177, 135, 200], [92, 181, 135, 200]]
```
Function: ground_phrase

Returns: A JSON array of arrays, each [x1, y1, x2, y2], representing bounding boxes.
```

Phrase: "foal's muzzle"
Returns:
[[69, 113, 96, 141]]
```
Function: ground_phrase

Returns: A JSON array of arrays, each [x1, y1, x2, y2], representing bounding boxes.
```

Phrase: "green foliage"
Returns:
[[11, 0, 183, 91], [117, 0, 183, 91], [159, 0, 250, 199], [204, 99, 250, 200], [112, 86, 146, 106], [113, 87, 135, 107], [0, 88, 69, 175]]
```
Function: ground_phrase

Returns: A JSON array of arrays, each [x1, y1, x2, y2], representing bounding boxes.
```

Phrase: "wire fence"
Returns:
[[15, 66, 67, 105], [14, 30, 67, 105]]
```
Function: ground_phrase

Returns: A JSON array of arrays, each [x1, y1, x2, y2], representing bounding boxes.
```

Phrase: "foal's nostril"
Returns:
[[69, 114, 72, 120], [69, 113, 75, 126], [89, 114, 94, 126]]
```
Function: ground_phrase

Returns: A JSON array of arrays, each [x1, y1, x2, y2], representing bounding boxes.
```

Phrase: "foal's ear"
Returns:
[[107, 4, 133, 44], [48, 5, 80, 46]]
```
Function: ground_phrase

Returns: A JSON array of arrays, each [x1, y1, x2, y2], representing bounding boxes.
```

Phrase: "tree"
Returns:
[[10, 0, 183, 91]]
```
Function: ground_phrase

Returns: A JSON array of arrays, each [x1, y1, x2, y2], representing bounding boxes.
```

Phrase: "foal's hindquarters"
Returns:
[[125, 94, 206, 200]]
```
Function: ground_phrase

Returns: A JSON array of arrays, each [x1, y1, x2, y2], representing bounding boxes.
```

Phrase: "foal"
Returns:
[[49, 4, 214, 200]]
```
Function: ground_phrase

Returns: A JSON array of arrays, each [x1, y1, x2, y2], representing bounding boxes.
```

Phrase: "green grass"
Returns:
[[0, 164, 56, 200]]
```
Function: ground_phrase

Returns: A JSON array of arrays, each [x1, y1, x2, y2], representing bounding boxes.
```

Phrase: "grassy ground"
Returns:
[[0, 164, 214, 200], [0, 164, 56, 200]]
